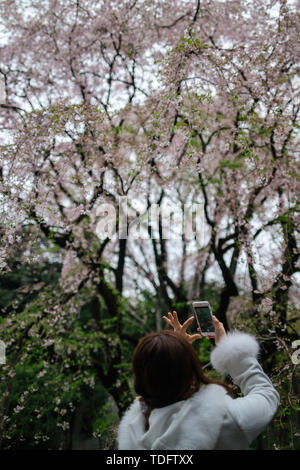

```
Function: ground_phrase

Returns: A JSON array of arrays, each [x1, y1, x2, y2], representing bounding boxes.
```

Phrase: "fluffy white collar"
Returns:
[[117, 383, 228, 450]]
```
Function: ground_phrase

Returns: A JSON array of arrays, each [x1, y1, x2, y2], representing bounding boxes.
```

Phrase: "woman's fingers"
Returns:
[[166, 312, 175, 324], [167, 311, 174, 321], [170, 312, 193, 332], [164, 312, 178, 330], [172, 311, 181, 328], [211, 315, 226, 345], [189, 333, 202, 342], [182, 316, 194, 332], [162, 316, 172, 326], [163, 312, 203, 343]]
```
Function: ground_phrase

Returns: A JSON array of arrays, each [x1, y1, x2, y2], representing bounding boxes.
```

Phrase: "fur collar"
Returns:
[[118, 383, 228, 450]]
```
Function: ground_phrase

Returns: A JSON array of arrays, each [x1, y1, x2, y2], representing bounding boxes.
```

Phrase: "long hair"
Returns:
[[132, 330, 233, 418]]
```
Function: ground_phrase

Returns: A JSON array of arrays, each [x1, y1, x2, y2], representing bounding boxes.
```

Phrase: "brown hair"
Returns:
[[132, 330, 233, 428]]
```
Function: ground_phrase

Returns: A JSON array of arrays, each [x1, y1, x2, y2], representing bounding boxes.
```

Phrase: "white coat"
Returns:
[[117, 331, 280, 450]]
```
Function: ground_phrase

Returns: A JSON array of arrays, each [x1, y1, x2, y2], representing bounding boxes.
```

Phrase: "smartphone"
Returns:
[[191, 301, 215, 336]]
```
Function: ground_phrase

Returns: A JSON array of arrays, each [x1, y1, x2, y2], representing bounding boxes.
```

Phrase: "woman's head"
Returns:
[[132, 330, 208, 409]]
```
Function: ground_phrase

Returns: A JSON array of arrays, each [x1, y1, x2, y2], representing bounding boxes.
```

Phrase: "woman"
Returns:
[[117, 311, 280, 450]]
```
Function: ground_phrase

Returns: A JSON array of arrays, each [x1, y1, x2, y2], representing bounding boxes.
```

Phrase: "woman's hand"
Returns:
[[162, 311, 202, 344], [163, 311, 227, 346], [199, 315, 227, 345], [210, 315, 226, 345]]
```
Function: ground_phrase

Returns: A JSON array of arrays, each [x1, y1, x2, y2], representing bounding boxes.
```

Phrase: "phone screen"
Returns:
[[194, 306, 215, 334]]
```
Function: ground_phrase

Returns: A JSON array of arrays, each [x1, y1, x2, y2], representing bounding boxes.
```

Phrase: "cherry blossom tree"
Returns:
[[155, 0, 300, 347], [0, 0, 299, 449]]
